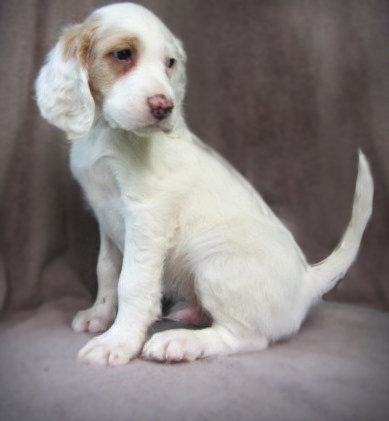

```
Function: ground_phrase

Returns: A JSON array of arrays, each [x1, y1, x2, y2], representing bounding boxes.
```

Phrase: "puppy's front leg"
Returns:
[[72, 230, 121, 333], [77, 217, 165, 366]]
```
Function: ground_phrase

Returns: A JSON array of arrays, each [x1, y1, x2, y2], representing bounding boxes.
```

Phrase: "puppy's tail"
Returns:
[[306, 150, 374, 299]]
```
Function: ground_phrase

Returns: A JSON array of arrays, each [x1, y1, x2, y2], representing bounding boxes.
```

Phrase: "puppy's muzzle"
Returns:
[[147, 94, 174, 120]]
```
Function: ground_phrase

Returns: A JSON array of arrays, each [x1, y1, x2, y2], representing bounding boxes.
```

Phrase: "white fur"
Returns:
[[35, 3, 374, 366], [35, 42, 95, 139]]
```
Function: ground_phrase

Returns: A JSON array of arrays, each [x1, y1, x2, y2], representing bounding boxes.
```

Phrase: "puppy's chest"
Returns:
[[70, 141, 128, 249]]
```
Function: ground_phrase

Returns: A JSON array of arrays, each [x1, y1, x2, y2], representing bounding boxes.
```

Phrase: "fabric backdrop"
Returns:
[[0, 0, 388, 314]]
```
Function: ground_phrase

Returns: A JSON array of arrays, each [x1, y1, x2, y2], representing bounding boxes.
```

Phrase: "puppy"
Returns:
[[35, 3, 373, 365]]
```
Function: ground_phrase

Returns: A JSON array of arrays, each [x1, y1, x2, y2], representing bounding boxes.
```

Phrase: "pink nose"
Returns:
[[147, 94, 174, 120]]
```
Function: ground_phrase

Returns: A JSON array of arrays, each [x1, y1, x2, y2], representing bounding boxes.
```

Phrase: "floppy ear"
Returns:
[[35, 24, 96, 140]]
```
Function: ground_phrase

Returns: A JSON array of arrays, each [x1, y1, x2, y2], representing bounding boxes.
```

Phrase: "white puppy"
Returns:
[[35, 3, 374, 366]]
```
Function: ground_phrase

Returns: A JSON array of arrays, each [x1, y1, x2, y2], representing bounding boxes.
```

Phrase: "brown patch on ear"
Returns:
[[78, 17, 101, 68], [60, 17, 102, 105], [61, 16, 100, 67], [62, 24, 83, 59]]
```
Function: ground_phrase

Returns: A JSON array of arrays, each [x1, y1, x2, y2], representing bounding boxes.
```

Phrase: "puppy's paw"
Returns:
[[72, 303, 116, 333], [77, 329, 142, 366], [142, 329, 206, 363]]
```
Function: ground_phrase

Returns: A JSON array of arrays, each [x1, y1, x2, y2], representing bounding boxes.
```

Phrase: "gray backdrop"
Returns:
[[0, 0, 388, 312]]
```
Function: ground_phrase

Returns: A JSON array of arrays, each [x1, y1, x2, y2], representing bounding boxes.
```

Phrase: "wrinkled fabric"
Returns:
[[1, 300, 388, 421]]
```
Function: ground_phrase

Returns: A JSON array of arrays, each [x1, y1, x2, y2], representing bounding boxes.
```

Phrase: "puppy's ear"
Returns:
[[35, 22, 97, 139]]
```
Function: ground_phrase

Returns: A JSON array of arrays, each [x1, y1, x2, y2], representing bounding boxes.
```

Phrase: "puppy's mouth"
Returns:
[[137, 115, 175, 133], [102, 97, 176, 136], [150, 119, 173, 132], [131, 119, 173, 137], [104, 113, 174, 136]]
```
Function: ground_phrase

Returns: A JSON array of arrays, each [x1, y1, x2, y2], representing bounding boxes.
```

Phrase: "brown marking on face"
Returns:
[[61, 18, 141, 106], [87, 31, 141, 104]]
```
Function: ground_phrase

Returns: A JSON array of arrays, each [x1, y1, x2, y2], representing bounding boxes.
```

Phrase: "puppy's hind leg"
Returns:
[[143, 254, 269, 362], [142, 324, 267, 362]]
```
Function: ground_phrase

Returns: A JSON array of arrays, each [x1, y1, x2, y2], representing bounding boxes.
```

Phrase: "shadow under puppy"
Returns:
[[35, 3, 373, 366]]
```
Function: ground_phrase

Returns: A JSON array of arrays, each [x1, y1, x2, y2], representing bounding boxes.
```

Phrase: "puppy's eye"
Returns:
[[112, 49, 132, 61], [166, 58, 176, 69]]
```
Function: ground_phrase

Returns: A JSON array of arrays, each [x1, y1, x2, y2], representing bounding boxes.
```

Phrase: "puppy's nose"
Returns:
[[147, 94, 174, 120]]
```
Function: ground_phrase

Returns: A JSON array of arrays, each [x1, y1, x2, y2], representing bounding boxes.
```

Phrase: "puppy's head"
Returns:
[[35, 3, 187, 139]]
